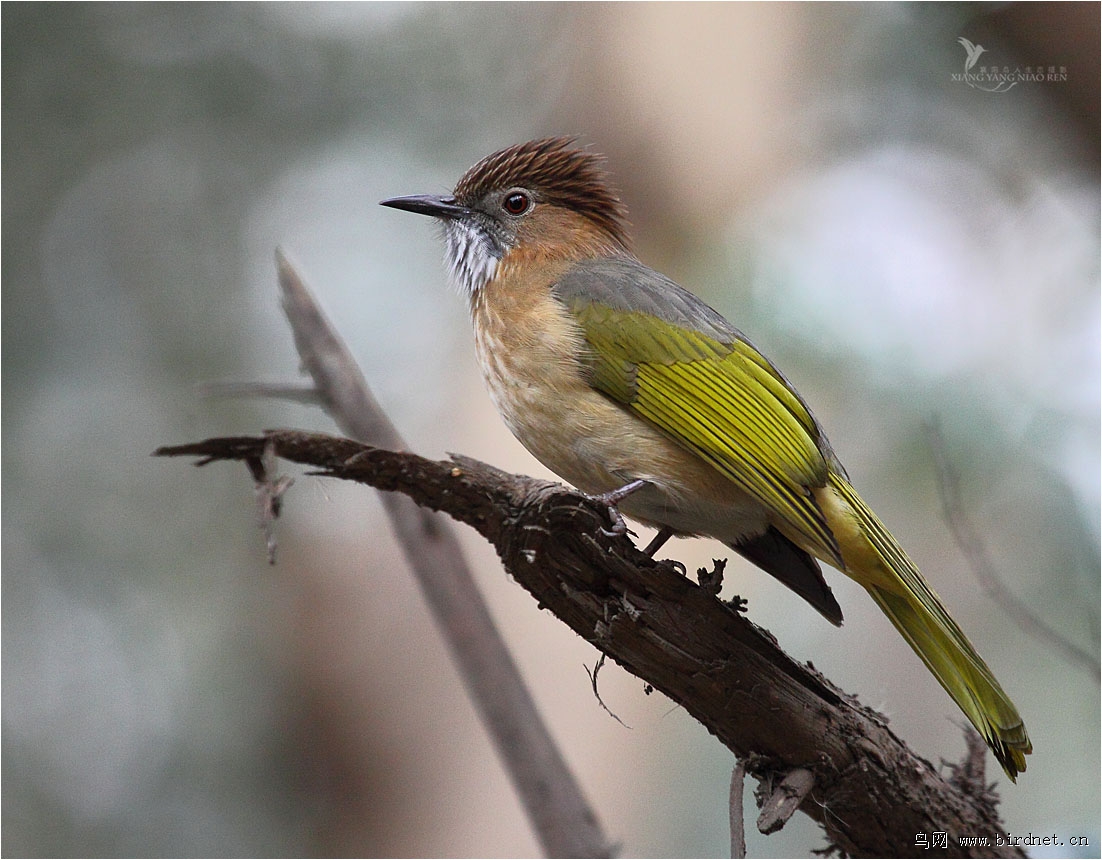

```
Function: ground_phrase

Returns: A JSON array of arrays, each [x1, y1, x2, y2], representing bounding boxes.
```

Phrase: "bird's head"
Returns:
[[382, 137, 630, 296]]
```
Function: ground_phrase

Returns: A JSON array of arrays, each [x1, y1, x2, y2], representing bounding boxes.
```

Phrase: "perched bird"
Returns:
[[381, 137, 1031, 779]]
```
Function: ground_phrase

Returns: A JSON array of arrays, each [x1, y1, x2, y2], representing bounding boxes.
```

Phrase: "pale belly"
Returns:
[[486, 363, 769, 544], [469, 278, 769, 545]]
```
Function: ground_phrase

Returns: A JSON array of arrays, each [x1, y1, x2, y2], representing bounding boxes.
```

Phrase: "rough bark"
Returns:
[[157, 430, 1024, 859]]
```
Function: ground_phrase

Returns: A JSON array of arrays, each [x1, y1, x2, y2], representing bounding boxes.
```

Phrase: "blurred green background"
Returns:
[[4, 3, 1098, 856]]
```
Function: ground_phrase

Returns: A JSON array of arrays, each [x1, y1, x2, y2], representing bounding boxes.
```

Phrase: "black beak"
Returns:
[[380, 194, 469, 220]]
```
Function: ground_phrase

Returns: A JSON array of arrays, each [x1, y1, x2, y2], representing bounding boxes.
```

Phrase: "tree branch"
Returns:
[[730, 760, 747, 859], [251, 251, 610, 857], [157, 431, 1026, 859]]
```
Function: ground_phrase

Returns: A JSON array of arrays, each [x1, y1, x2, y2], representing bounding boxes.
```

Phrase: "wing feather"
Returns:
[[556, 257, 843, 566]]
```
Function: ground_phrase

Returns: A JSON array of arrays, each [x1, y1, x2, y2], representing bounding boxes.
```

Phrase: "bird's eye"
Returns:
[[502, 192, 531, 216]]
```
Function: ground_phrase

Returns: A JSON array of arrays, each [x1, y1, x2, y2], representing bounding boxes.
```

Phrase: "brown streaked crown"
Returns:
[[454, 137, 631, 249]]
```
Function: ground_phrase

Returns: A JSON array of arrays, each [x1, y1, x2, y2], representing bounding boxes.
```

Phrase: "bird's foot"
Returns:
[[642, 525, 674, 556], [588, 479, 649, 537], [643, 526, 686, 574]]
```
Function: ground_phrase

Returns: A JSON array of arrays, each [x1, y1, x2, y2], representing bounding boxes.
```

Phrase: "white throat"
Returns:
[[442, 219, 499, 296]]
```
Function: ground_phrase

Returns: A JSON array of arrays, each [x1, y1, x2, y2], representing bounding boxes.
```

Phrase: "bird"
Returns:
[[957, 36, 986, 72], [380, 137, 1031, 780]]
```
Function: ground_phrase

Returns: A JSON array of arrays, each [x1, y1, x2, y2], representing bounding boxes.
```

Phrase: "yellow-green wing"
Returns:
[[554, 257, 843, 567]]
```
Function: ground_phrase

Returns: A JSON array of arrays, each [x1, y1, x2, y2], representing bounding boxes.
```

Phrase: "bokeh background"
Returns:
[[4, 3, 1098, 856]]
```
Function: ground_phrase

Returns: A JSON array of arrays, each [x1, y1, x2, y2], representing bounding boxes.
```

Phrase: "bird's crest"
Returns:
[[454, 137, 631, 248]]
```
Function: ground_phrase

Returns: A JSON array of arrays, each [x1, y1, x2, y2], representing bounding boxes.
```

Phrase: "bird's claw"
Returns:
[[599, 505, 629, 538], [588, 479, 648, 538]]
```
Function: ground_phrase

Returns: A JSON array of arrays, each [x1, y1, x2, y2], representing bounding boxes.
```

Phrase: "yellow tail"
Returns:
[[821, 474, 1032, 780]]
